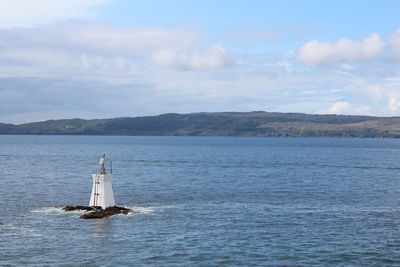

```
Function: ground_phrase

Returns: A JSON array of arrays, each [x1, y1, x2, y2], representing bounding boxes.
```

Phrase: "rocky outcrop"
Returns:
[[62, 206, 133, 219]]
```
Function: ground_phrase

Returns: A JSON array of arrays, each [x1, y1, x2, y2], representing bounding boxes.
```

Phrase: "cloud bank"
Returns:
[[0, 0, 110, 28], [151, 44, 232, 70], [296, 33, 386, 65], [1, 1, 400, 123], [0, 24, 230, 72]]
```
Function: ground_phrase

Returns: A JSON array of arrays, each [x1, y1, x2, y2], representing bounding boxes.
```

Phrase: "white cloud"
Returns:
[[390, 29, 400, 55], [79, 54, 131, 72], [388, 96, 400, 111], [1, 48, 73, 66], [296, 33, 386, 65], [334, 79, 400, 116], [68, 25, 200, 55], [151, 44, 232, 70], [0, 0, 111, 28], [0, 110, 109, 124], [322, 101, 371, 115], [0, 23, 220, 73], [325, 101, 352, 114]]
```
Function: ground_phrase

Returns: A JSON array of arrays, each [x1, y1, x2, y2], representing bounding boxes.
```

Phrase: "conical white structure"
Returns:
[[89, 154, 115, 209]]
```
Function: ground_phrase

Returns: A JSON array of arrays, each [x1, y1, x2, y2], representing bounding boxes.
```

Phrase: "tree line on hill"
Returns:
[[1, 111, 400, 138]]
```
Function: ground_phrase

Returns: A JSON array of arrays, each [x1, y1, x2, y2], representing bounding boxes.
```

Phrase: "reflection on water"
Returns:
[[91, 218, 112, 238]]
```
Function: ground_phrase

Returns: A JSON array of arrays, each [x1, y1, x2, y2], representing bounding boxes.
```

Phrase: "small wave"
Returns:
[[30, 206, 84, 214], [0, 223, 18, 230], [1, 223, 47, 237], [126, 205, 173, 215], [31, 207, 62, 213], [126, 206, 155, 215], [30, 205, 172, 217], [120, 159, 190, 163]]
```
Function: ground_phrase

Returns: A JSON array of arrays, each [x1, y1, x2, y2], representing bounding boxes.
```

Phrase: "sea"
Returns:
[[1, 135, 400, 266]]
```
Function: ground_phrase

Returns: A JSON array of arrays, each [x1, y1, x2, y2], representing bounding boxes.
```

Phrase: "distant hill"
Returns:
[[2, 111, 400, 137]]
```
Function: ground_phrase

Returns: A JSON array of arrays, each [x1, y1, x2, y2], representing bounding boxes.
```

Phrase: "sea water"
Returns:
[[1, 135, 400, 265]]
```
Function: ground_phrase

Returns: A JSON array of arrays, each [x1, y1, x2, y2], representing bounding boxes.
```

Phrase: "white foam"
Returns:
[[126, 205, 173, 215], [30, 206, 84, 215], [31, 207, 60, 213], [29, 205, 172, 217], [0, 223, 18, 230], [125, 206, 155, 215], [0, 223, 47, 237]]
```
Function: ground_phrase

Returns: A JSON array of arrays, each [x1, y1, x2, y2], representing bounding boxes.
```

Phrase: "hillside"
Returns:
[[1, 111, 400, 137]]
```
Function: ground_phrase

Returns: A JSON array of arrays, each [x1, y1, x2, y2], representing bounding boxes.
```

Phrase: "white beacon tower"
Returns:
[[89, 153, 116, 209]]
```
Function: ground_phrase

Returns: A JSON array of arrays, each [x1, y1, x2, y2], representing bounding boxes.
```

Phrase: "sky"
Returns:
[[1, 0, 400, 123]]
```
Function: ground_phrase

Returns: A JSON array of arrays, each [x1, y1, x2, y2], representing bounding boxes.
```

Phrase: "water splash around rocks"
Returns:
[[62, 206, 134, 219]]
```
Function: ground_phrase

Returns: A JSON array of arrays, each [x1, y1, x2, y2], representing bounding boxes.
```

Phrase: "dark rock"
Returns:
[[62, 205, 133, 219]]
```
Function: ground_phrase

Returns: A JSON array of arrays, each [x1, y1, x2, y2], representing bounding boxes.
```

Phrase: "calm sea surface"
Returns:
[[1, 135, 400, 266]]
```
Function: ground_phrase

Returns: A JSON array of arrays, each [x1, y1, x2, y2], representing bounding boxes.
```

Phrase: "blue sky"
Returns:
[[97, 0, 399, 41], [0, 0, 400, 123], [98, 1, 394, 32]]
